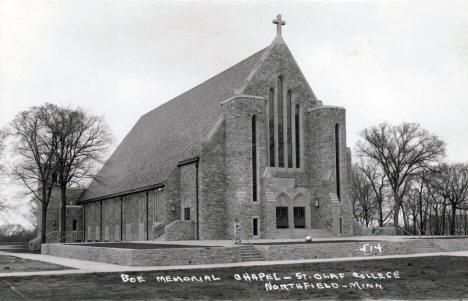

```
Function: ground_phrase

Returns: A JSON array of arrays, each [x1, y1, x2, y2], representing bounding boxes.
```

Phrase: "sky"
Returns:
[[1, 0, 468, 227]]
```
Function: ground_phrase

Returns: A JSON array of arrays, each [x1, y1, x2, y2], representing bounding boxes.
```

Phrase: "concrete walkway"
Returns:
[[1, 249, 467, 278]]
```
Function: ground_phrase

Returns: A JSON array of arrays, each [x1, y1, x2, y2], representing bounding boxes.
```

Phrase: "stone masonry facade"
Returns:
[[76, 33, 354, 241]]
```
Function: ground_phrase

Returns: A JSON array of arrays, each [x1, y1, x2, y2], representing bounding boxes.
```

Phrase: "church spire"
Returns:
[[272, 14, 286, 37]]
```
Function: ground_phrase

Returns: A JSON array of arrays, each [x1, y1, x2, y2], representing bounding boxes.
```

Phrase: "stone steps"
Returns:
[[239, 245, 264, 262]]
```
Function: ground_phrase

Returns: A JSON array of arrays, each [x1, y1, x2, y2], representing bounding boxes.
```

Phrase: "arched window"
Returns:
[[268, 88, 275, 167], [295, 104, 300, 168], [252, 115, 257, 202], [277, 76, 284, 167], [335, 123, 340, 201], [287, 90, 293, 168]]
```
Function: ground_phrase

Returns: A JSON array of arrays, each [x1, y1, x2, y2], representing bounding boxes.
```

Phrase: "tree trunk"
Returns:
[[428, 206, 432, 235], [401, 205, 409, 234], [378, 200, 384, 227], [393, 189, 400, 234], [59, 185, 67, 243], [463, 210, 468, 235], [442, 204, 447, 235], [40, 202, 48, 244], [464, 210, 468, 235], [450, 203, 456, 235]]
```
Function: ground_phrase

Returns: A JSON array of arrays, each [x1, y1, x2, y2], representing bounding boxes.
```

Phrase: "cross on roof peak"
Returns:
[[272, 14, 286, 36]]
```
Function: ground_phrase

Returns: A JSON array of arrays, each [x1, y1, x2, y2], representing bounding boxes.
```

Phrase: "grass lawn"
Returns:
[[0, 255, 72, 273], [0, 256, 467, 300]]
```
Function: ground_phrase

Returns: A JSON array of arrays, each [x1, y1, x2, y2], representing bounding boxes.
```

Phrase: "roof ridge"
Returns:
[[142, 47, 267, 118], [236, 35, 287, 94], [82, 45, 270, 201]]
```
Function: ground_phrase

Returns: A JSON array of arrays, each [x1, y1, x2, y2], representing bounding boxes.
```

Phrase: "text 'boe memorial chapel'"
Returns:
[[66, 15, 354, 242]]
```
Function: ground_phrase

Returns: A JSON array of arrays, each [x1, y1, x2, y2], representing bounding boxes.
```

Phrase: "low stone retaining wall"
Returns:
[[42, 244, 241, 266], [433, 238, 468, 251], [42, 238, 468, 267], [254, 238, 468, 260]]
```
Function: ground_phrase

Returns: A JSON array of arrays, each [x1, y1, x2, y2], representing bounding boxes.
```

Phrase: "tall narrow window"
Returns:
[[277, 77, 284, 167], [252, 115, 257, 202], [267, 77, 301, 169], [268, 88, 275, 167], [287, 90, 293, 168], [252, 218, 258, 236], [335, 123, 341, 201], [295, 104, 300, 168]]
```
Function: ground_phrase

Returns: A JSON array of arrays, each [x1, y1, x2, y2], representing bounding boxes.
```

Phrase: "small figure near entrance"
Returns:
[[234, 218, 241, 244]]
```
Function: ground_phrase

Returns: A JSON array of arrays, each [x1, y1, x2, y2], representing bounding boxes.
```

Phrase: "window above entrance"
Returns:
[[267, 76, 302, 170]]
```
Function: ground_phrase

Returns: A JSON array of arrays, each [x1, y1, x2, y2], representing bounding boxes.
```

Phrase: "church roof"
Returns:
[[82, 47, 267, 201]]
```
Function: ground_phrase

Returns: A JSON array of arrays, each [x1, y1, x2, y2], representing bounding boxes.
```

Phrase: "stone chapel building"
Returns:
[[65, 15, 354, 242]]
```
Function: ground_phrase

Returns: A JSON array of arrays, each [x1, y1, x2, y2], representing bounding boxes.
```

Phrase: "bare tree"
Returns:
[[0, 128, 9, 222], [46, 105, 112, 242], [351, 164, 378, 227], [358, 159, 392, 227], [437, 163, 468, 235], [0, 128, 6, 176], [8, 105, 58, 243], [357, 122, 445, 234]]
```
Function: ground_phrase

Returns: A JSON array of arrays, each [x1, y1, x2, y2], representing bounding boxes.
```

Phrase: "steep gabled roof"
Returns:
[[82, 48, 267, 201]]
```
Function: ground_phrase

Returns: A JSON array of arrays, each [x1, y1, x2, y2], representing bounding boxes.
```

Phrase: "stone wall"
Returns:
[[222, 95, 264, 240], [65, 205, 83, 241], [77, 39, 355, 241], [220, 40, 356, 239], [42, 243, 241, 266], [164, 220, 195, 241], [307, 106, 353, 236], [180, 163, 197, 238], [199, 117, 227, 239], [159, 168, 180, 224], [255, 238, 468, 260], [42, 238, 468, 266]]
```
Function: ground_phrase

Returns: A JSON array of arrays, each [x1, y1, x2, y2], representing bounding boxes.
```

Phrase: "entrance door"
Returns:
[[294, 207, 305, 228], [276, 207, 289, 228]]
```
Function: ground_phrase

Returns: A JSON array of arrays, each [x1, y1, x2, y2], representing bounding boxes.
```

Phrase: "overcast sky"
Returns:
[[1, 0, 467, 226]]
